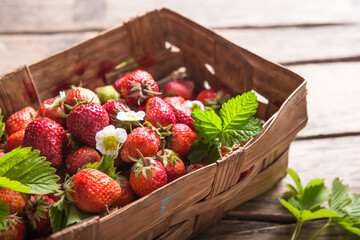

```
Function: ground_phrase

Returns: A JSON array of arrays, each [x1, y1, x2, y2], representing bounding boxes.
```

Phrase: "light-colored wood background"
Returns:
[[1, 1, 359, 239]]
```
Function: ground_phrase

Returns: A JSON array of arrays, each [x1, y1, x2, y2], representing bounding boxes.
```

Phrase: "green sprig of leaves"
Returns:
[[280, 168, 360, 239], [80, 154, 117, 179], [188, 91, 262, 164]]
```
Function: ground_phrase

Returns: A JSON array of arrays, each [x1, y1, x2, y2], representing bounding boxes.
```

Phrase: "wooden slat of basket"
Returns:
[[98, 164, 217, 240], [28, 26, 132, 101], [0, 66, 40, 118], [49, 216, 100, 240], [156, 217, 196, 240]]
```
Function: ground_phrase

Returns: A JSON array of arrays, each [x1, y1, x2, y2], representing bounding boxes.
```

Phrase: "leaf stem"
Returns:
[[310, 218, 332, 240], [291, 221, 303, 240]]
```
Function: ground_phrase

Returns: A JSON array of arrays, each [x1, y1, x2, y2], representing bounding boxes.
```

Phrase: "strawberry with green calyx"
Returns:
[[188, 91, 262, 164], [129, 150, 167, 197], [36, 97, 66, 127], [0, 215, 26, 240], [120, 126, 159, 163], [196, 87, 234, 112], [23, 117, 68, 169], [0, 188, 25, 214], [65, 147, 101, 175], [95, 85, 120, 104], [5, 106, 36, 136], [121, 70, 160, 108], [67, 103, 109, 148], [103, 100, 130, 126], [111, 174, 135, 208], [6, 130, 25, 152], [64, 87, 101, 113], [25, 195, 55, 237], [168, 123, 196, 158], [162, 80, 195, 100], [155, 149, 185, 183]]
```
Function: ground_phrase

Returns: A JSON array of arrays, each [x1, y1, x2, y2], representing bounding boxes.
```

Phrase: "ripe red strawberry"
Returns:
[[162, 80, 194, 100], [67, 103, 109, 148], [36, 98, 66, 127], [113, 74, 130, 94], [196, 87, 234, 110], [71, 168, 121, 213], [65, 147, 101, 175], [111, 175, 135, 208], [6, 129, 25, 152], [23, 118, 67, 169], [163, 96, 186, 107], [156, 149, 185, 182], [186, 163, 207, 173], [0, 188, 25, 213], [121, 70, 159, 108], [144, 96, 176, 127], [64, 87, 100, 112], [5, 106, 36, 136], [0, 152, 5, 157], [0, 217, 26, 240], [120, 127, 159, 163], [26, 195, 55, 237], [169, 104, 195, 131], [130, 156, 167, 197], [168, 124, 196, 157], [103, 100, 130, 126]]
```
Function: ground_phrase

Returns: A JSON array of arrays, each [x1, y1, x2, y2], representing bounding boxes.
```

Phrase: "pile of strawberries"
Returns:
[[0, 69, 237, 239]]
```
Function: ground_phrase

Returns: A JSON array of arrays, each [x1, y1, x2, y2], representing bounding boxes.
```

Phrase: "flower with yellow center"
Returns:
[[116, 110, 145, 122], [95, 125, 127, 156], [184, 100, 205, 111]]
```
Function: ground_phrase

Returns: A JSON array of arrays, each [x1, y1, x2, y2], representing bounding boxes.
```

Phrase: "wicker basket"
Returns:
[[0, 8, 308, 240]]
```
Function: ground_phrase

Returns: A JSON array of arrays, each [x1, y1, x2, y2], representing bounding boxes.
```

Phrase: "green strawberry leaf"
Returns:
[[279, 198, 301, 220], [220, 91, 259, 131], [0, 199, 10, 230], [192, 108, 222, 143], [0, 147, 37, 176], [81, 155, 117, 179], [301, 209, 338, 221], [66, 204, 93, 226], [329, 178, 352, 217], [336, 219, 360, 236], [187, 140, 211, 164], [348, 193, 360, 218], [207, 142, 222, 164], [286, 168, 303, 194], [299, 179, 330, 211], [0, 177, 31, 193]]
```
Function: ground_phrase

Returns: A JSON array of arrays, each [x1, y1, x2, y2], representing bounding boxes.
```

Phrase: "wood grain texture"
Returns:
[[0, 0, 359, 33]]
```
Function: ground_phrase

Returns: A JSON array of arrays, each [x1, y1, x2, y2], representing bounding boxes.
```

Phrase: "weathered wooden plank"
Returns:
[[195, 220, 357, 240], [215, 25, 360, 64], [0, 32, 97, 74], [0, 0, 360, 33]]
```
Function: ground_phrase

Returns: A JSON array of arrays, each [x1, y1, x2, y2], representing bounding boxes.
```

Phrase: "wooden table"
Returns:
[[1, 1, 360, 239]]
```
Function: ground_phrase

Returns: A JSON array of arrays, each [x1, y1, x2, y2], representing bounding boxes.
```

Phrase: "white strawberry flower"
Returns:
[[116, 110, 145, 122], [95, 125, 127, 156], [185, 100, 205, 111]]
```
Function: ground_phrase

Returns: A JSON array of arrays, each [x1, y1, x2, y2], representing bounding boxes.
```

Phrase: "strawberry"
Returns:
[[103, 100, 130, 126], [156, 149, 185, 182], [113, 74, 130, 95], [23, 118, 67, 169], [168, 124, 196, 157], [186, 163, 206, 173], [111, 175, 135, 208], [64, 87, 100, 112], [65, 147, 101, 175], [71, 168, 121, 213], [196, 87, 234, 110], [163, 96, 186, 107], [5, 106, 36, 136], [144, 96, 176, 127], [95, 85, 120, 104], [120, 127, 159, 163], [0, 217, 26, 240], [36, 98, 66, 127], [120, 70, 159, 108], [162, 80, 194, 100], [6, 129, 25, 152], [67, 103, 109, 148], [130, 155, 167, 197], [0, 152, 5, 157], [26, 195, 55, 237], [0, 188, 25, 213], [169, 104, 195, 131]]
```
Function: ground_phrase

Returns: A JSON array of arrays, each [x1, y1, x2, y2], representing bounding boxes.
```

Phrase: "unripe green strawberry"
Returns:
[[71, 168, 121, 213], [130, 156, 167, 197], [95, 85, 120, 104]]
